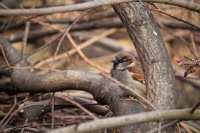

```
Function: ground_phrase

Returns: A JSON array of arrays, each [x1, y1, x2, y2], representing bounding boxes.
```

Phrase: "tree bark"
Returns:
[[113, 2, 177, 132], [0, 35, 141, 132]]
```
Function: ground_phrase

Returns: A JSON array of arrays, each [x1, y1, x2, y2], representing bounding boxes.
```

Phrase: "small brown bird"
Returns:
[[112, 51, 144, 82], [111, 51, 146, 96]]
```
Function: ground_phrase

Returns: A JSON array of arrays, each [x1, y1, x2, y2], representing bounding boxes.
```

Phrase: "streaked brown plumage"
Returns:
[[112, 51, 144, 82]]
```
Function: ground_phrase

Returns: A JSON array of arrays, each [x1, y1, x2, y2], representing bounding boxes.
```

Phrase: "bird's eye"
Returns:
[[118, 58, 127, 63]]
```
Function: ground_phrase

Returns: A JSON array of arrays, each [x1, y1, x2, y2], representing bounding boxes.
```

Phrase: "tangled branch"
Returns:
[[49, 109, 200, 133], [0, 0, 199, 16]]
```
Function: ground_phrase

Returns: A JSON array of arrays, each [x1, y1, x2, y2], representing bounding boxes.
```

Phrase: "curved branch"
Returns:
[[0, 35, 123, 104], [113, 0, 176, 111], [49, 109, 200, 133], [0, 35, 146, 132], [113, 1, 177, 132], [0, 0, 199, 16]]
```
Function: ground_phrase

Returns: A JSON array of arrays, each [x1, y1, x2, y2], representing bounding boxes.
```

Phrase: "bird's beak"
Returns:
[[116, 62, 136, 71]]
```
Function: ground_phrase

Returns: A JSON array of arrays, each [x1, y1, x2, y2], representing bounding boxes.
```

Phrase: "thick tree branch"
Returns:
[[0, 35, 123, 102], [0, 0, 199, 16], [49, 109, 200, 133], [113, 1, 177, 132], [113, 0, 176, 113], [0, 35, 148, 132]]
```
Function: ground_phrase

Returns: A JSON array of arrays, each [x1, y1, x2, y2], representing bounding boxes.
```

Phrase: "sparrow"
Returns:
[[111, 51, 146, 96], [112, 51, 144, 82]]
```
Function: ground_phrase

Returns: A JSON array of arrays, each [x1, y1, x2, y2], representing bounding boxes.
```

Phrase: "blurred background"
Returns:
[[0, 0, 199, 132]]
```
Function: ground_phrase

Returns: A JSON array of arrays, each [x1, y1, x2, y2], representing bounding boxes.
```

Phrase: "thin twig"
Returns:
[[55, 93, 98, 120], [22, 21, 31, 58], [147, 120, 178, 133], [0, 45, 11, 67], [49, 109, 200, 133], [191, 101, 200, 114], [67, 32, 109, 73], [51, 93, 55, 129], [35, 29, 117, 68], [0, 0, 199, 16], [152, 8, 200, 30], [0, 95, 17, 128], [190, 33, 199, 58], [67, 32, 154, 109], [53, 9, 92, 58], [180, 122, 193, 133]]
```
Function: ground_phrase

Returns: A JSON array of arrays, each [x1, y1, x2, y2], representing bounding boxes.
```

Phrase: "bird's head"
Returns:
[[112, 51, 136, 71]]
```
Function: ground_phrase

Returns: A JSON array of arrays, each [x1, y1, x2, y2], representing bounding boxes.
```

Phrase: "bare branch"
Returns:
[[113, 1, 177, 132], [113, 0, 177, 112], [0, 0, 199, 16], [0, 35, 148, 132], [49, 109, 200, 133]]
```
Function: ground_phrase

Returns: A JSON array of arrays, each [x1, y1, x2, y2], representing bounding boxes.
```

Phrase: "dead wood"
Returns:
[[0, 35, 144, 132], [113, 2, 177, 132]]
